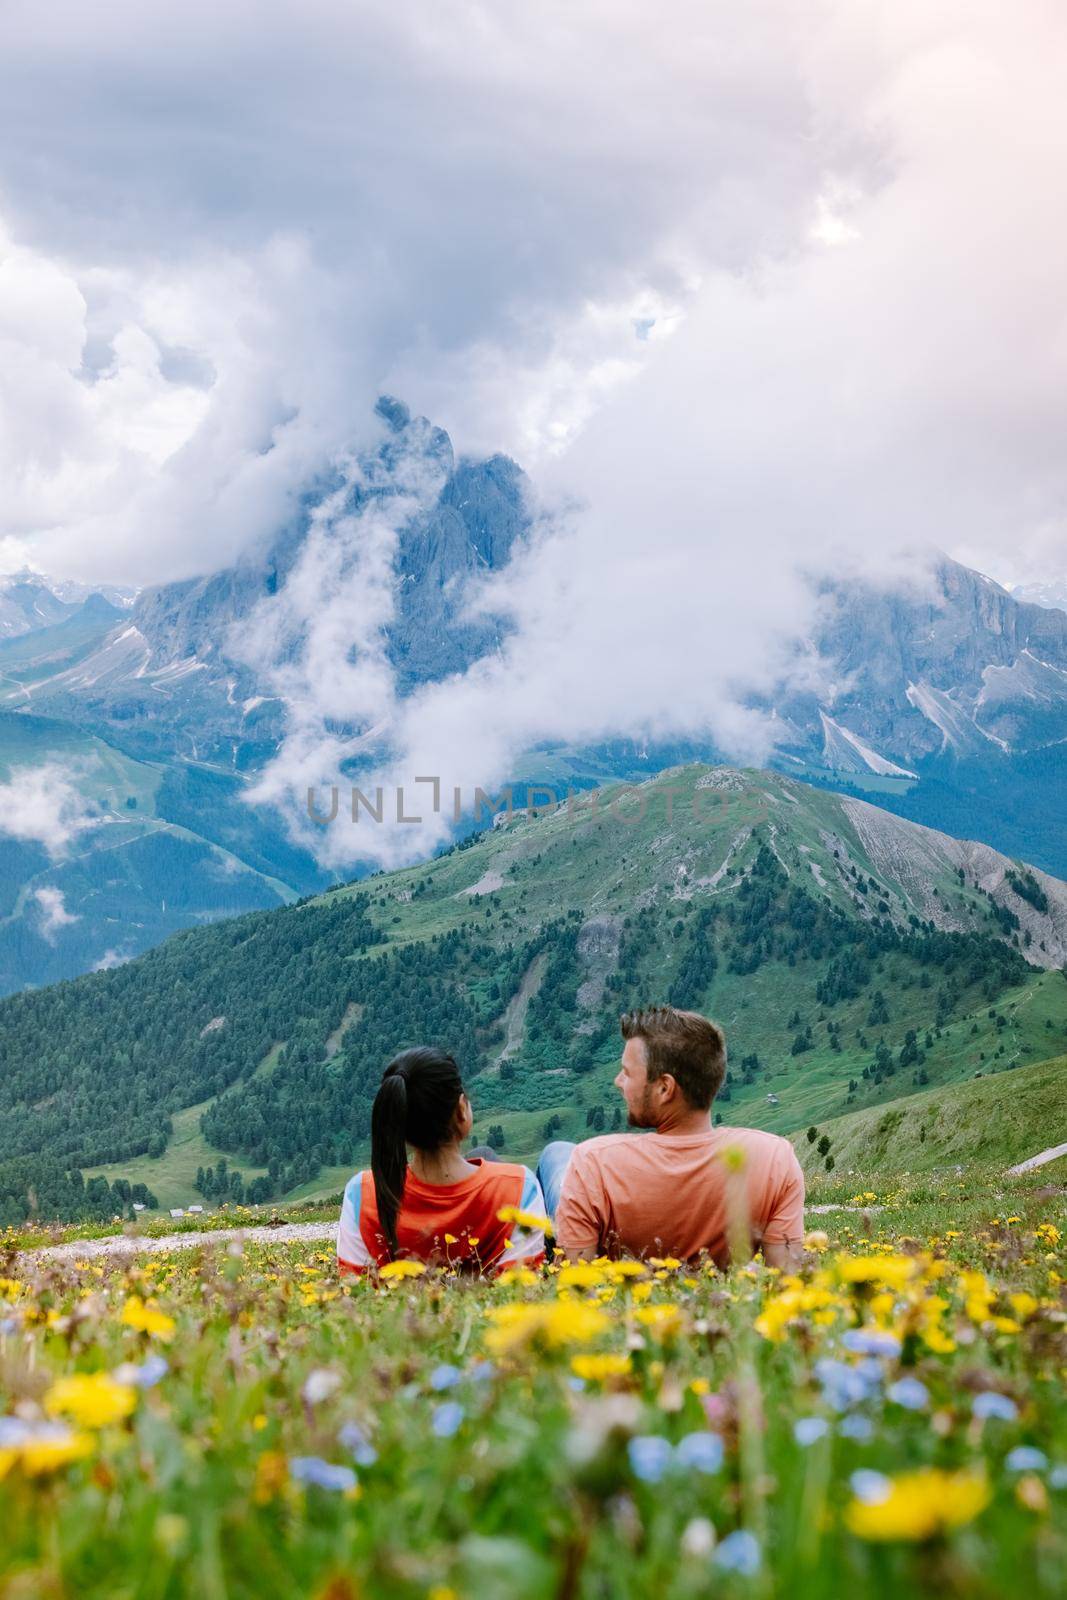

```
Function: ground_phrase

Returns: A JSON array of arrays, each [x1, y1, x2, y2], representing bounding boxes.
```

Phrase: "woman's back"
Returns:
[[337, 1158, 546, 1274]]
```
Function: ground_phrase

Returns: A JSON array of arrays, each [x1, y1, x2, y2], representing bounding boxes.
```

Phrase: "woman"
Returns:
[[336, 1046, 547, 1274]]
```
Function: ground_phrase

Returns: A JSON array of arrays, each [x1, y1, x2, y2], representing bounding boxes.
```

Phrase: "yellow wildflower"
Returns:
[[254, 1450, 289, 1505], [846, 1469, 990, 1542], [837, 1256, 919, 1290], [19, 1430, 95, 1477], [634, 1304, 683, 1338], [754, 1279, 846, 1342], [496, 1206, 553, 1236], [44, 1373, 137, 1430], [484, 1300, 608, 1357], [959, 1269, 995, 1324], [379, 1261, 427, 1281], [570, 1353, 632, 1381], [496, 1267, 538, 1288], [604, 1260, 649, 1281], [121, 1296, 177, 1341], [557, 1263, 609, 1292]]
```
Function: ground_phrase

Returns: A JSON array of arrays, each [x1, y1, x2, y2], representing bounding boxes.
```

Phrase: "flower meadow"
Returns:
[[1, 1186, 1065, 1599]]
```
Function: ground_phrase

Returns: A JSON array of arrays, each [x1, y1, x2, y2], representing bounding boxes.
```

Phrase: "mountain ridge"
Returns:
[[2, 400, 1067, 993]]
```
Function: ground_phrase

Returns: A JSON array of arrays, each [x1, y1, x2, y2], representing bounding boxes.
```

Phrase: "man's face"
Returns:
[[614, 1037, 659, 1128]]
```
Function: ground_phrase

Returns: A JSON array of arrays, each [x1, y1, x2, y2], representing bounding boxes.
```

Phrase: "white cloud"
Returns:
[[32, 885, 80, 941], [238, 421, 453, 819], [0, 0, 1066, 869], [91, 948, 129, 972], [0, 1, 843, 583], [0, 763, 94, 857]]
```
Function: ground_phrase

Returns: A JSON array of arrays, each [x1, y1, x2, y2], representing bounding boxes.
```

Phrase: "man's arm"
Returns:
[[554, 1152, 604, 1262], [759, 1149, 806, 1274], [762, 1237, 804, 1273]]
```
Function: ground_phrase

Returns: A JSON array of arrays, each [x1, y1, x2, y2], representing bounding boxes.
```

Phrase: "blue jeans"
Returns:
[[537, 1140, 576, 1221]]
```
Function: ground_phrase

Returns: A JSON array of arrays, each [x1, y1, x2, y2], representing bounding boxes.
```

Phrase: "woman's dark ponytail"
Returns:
[[370, 1047, 465, 1258], [370, 1069, 410, 1257]]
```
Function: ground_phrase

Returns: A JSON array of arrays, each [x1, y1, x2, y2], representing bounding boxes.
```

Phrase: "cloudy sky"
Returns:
[[1, 0, 1066, 862]]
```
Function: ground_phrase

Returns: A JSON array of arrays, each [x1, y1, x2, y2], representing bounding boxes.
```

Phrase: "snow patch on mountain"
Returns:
[[905, 681, 1003, 754], [978, 651, 1067, 707], [819, 711, 917, 778]]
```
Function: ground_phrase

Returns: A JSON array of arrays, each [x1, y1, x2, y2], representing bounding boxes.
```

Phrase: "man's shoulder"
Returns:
[[571, 1133, 647, 1166], [724, 1124, 795, 1147], [722, 1126, 802, 1167]]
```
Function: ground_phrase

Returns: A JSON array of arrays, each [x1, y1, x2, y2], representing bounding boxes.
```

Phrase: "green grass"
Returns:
[[84, 1102, 270, 1212], [4, 1172, 1066, 1599], [792, 1053, 1067, 1179], [0, 710, 162, 817]]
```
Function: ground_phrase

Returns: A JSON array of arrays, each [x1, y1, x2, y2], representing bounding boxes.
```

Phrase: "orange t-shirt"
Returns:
[[555, 1126, 805, 1266], [337, 1159, 546, 1274]]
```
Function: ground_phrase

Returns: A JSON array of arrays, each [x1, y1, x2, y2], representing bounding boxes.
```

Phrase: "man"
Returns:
[[539, 1005, 804, 1269]]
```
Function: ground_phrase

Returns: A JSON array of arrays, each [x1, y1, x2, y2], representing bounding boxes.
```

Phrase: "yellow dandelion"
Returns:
[[570, 1352, 632, 1382], [19, 1430, 96, 1477], [634, 1304, 683, 1337], [837, 1255, 919, 1290], [44, 1373, 137, 1431], [484, 1300, 608, 1356], [557, 1263, 609, 1291], [121, 1296, 177, 1341], [253, 1450, 289, 1505], [496, 1206, 553, 1236], [379, 1260, 427, 1281], [604, 1260, 648, 1281], [496, 1267, 538, 1288], [847, 1469, 990, 1542]]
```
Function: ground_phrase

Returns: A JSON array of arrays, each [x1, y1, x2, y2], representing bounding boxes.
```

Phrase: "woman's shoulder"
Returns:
[[475, 1161, 543, 1206], [341, 1169, 372, 1212]]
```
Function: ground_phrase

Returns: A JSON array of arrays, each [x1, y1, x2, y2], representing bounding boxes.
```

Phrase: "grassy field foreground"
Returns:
[[2, 1174, 1066, 1598]]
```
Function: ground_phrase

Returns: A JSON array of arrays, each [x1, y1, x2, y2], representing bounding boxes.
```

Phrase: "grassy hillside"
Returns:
[[4, 763, 1067, 1219], [793, 1052, 1067, 1179]]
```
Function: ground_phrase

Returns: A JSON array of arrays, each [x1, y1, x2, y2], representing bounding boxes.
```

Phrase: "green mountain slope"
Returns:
[[793, 1053, 1066, 1177], [3, 764, 1067, 1221], [0, 712, 301, 993]]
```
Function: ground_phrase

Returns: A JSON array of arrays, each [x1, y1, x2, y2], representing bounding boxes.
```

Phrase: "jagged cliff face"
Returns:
[[780, 559, 1067, 770]]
